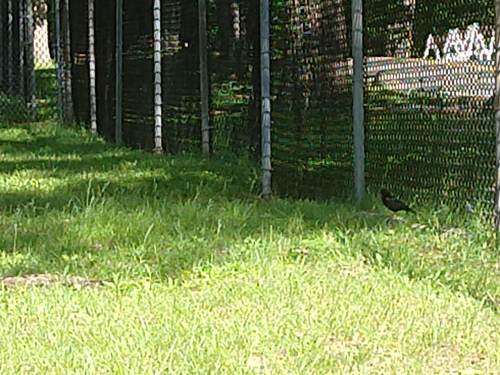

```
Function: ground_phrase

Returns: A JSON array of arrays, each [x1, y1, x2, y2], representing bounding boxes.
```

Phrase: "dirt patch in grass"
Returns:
[[0, 274, 103, 289]]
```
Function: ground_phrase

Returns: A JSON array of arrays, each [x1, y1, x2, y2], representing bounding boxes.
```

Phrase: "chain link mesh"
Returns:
[[1, 0, 497, 211], [364, 0, 495, 211], [0, 0, 56, 123], [271, 0, 353, 198], [207, 0, 256, 154]]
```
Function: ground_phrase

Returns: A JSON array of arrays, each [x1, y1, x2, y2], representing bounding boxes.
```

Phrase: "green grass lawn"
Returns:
[[0, 121, 498, 374]]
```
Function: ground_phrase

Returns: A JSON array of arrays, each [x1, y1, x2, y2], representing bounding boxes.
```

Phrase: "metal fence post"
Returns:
[[260, 0, 272, 199], [153, 0, 163, 153], [352, 0, 365, 202], [88, 0, 97, 134], [199, 0, 210, 155], [115, 0, 123, 144]]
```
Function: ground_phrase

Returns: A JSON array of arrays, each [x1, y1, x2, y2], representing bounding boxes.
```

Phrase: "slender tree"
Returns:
[[54, 0, 64, 119], [7, 0, 13, 94], [115, 0, 123, 144], [62, 0, 74, 123], [0, 1, 3, 91], [25, 0, 37, 119], [19, 0, 25, 98]]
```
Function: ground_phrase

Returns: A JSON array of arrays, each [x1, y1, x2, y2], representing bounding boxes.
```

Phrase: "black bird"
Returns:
[[380, 188, 415, 213]]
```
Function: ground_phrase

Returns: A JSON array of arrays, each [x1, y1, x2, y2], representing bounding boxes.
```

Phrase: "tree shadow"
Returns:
[[0, 137, 389, 281], [5, 124, 495, 315]]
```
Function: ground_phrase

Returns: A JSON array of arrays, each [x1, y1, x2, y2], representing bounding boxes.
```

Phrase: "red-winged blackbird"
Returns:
[[380, 188, 415, 213]]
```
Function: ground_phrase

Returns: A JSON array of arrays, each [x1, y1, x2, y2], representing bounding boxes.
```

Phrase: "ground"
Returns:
[[0, 121, 498, 373]]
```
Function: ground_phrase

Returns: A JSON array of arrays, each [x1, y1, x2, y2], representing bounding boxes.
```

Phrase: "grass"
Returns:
[[0, 121, 498, 373]]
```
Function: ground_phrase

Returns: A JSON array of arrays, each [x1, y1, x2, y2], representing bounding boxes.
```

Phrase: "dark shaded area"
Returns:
[[162, 0, 201, 153], [0, 125, 259, 215], [270, 0, 354, 199], [363, 0, 495, 210], [0, 0, 31, 122], [0, 127, 372, 281], [70, 0, 90, 125], [72, 0, 117, 141], [1, 0, 496, 213], [70, 0, 260, 154]]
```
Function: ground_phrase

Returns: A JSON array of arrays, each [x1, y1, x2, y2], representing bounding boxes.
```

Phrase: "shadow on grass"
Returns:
[[0, 122, 497, 312], [0, 163, 388, 281]]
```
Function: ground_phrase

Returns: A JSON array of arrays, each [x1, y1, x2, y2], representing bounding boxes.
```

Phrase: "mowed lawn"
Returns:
[[0, 121, 498, 374]]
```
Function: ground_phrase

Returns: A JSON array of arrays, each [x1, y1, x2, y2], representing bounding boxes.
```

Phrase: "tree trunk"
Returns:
[[62, 0, 74, 123], [7, 0, 13, 95], [54, 0, 63, 118], [19, 0, 25, 99], [25, 0, 37, 119], [0, 1, 4, 92], [247, 0, 260, 154], [115, 0, 123, 144]]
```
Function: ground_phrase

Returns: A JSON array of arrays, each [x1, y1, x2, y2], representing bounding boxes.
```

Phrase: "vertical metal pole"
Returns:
[[25, 0, 36, 119], [19, 0, 25, 98], [153, 0, 163, 153], [7, 0, 13, 95], [54, 0, 64, 119], [0, 1, 3, 92], [115, 0, 123, 144], [260, 0, 272, 199], [495, 0, 500, 232], [352, 0, 365, 202], [88, 0, 97, 133], [198, 0, 210, 155]]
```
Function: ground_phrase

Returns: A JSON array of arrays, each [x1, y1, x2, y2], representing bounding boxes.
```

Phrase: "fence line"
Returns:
[[495, 0, 500, 230], [0, 0, 498, 223]]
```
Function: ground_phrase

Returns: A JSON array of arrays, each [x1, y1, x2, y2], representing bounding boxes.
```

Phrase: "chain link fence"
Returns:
[[271, 0, 353, 199], [1, 0, 497, 214], [0, 0, 63, 123], [364, 0, 495, 210]]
